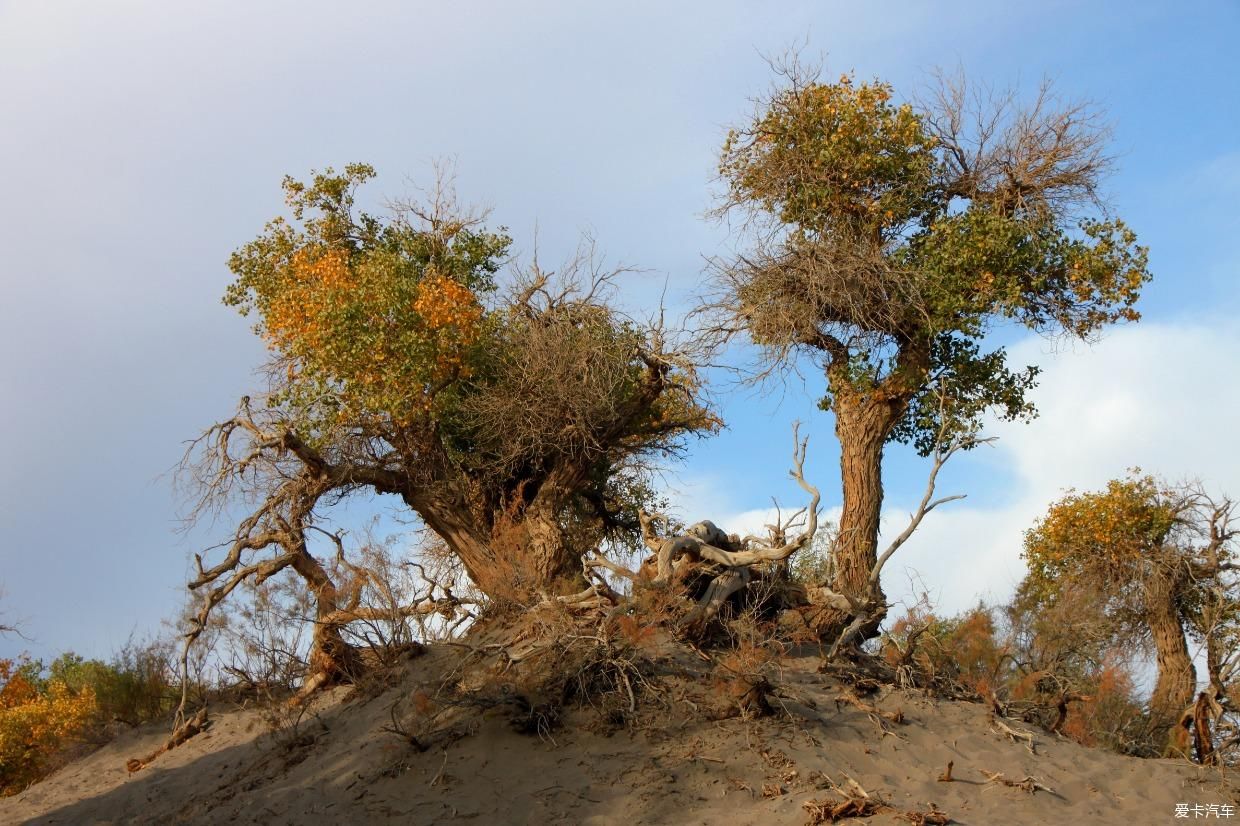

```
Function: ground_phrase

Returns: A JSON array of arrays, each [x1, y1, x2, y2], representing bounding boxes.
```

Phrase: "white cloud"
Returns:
[[995, 320, 1240, 496], [898, 318, 1240, 613]]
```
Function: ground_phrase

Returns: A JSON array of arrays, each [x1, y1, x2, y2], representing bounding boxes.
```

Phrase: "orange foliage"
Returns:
[[1058, 659, 1143, 749], [946, 610, 1007, 697], [413, 271, 484, 379], [1024, 474, 1177, 584], [257, 242, 486, 421], [882, 605, 1007, 696], [413, 272, 483, 333], [885, 598, 1148, 754], [0, 658, 97, 795], [263, 246, 353, 353]]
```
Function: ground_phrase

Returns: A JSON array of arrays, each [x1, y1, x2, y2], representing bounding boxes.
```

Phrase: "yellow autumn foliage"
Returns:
[[1023, 473, 1177, 590], [0, 658, 98, 796]]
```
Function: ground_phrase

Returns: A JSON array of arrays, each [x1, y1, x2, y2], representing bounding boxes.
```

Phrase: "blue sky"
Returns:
[[1, 0, 1237, 661]]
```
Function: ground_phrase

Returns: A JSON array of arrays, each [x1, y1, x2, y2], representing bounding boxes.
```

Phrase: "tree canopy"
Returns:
[[717, 69, 1149, 451], [1020, 474, 1240, 744], [713, 65, 1151, 641], [182, 164, 718, 693]]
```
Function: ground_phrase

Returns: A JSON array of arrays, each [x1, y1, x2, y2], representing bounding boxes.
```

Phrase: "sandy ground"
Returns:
[[2, 652, 1234, 825]]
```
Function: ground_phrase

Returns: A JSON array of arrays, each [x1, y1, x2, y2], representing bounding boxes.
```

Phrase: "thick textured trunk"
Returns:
[[420, 497, 585, 605], [834, 399, 892, 601], [485, 501, 586, 601], [1147, 571, 1195, 741], [807, 393, 903, 643]]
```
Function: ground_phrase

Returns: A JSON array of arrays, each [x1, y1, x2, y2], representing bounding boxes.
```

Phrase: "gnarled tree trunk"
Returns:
[[1147, 569, 1196, 742], [418, 494, 586, 607], [806, 391, 904, 643], [289, 546, 363, 695]]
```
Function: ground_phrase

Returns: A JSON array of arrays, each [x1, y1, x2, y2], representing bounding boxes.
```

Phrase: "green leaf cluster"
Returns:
[[224, 164, 510, 437], [721, 73, 1151, 453]]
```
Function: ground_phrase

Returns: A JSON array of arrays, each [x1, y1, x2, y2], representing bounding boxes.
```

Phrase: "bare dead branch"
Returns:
[[982, 770, 1055, 795]]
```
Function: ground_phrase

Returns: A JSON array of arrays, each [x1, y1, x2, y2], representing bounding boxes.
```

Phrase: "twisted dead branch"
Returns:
[[634, 424, 822, 632]]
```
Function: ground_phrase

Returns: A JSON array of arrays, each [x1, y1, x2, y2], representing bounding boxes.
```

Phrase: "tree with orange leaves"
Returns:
[[0, 657, 97, 795], [181, 164, 718, 698], [1021, 474, 1240, 747]]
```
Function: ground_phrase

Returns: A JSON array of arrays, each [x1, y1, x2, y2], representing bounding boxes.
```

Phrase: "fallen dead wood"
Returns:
[[802, 794, 885, 822], [982, 770, 1055, 795], [802, 793, 951, 824], [637, 425, 822, 634], [802, 777, 952, 824], [126, 708, 210, 772], [989, 713, 1037, 754]]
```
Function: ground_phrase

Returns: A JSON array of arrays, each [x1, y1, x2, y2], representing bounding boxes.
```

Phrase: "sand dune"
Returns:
[[2, 652, 1233, 825]]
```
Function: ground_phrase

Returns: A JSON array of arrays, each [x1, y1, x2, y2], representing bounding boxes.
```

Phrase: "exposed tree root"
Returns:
[[374, 600, 677, 751], [126, 708, 210, 773], [834, 687, 905, 729]]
